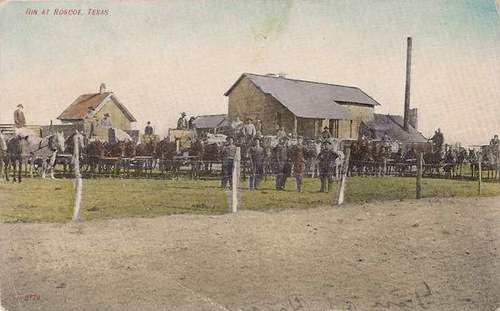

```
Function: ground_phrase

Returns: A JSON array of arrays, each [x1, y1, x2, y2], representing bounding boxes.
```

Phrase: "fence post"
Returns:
[[478, 158, 482, 195], [72, 131, 83, 221], [416, 152, 423, 199], [231, 147, 241, 213], [336, 148, 350, 206]]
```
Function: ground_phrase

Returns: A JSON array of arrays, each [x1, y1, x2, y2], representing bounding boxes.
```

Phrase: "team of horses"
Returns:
[[1, 130, 499, 182], [349, 140, 500, 179]]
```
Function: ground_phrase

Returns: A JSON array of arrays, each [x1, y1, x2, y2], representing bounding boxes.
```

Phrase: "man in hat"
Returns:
[[242, 117, 256, 142], [221, 136, 237, 189], [14, 104, 26, 128], [489, 134, 499, 153], [100, 113, 113, 127], [145, 121, 154, 136], [431, 128, 444, 152], [83, 107, 95, 138], [177, 112, 188, 130], [317, 141, 337, 192], [321, 126, 331, 140], [248, 137, 265, 190], [231, 115, 243, 131], [290, 136, 306, 192], [274, 136, 290, 190]]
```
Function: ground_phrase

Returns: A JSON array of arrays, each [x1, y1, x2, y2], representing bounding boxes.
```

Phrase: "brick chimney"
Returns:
[[99, 83, 107, 94]]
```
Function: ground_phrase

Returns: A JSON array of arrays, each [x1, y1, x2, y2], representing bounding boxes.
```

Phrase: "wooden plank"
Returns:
[[336, 148, 351, 206], [231, 147, 241, 213], [416, 152, 423, 199]]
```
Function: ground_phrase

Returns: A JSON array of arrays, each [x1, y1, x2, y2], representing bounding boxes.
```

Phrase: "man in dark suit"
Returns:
[[248, 137, 265, 190], [274, 137, 290, 190], [145, 121, 154, 135], [221, 136, 237, 189], [14, 104, 26, 128]]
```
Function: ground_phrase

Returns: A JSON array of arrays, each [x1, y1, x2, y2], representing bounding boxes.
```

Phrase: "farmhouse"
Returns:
[[225, 73, 381, 140], [57, 84, 136, 130]]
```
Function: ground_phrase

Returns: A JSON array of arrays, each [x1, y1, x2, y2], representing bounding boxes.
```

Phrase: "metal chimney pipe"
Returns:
[[403, 37, 412, 132]]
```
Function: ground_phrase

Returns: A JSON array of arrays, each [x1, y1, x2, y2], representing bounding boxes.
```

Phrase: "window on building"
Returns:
[[350, 120, 353, 138], [276, 112, 282, 127]]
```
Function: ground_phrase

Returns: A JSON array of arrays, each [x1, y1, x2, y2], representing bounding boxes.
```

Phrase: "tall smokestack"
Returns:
[[403, 37, 412, 132]]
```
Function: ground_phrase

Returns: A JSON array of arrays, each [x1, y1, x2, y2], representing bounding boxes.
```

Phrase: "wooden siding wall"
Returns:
[[96, 98, 132, 130], [228, 77, 295, 135]]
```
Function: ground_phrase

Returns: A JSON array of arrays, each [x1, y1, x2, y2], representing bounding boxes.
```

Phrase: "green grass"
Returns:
[[1, 176, 499, 223]]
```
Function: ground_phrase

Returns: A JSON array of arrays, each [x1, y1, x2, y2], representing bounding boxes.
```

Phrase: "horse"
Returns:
[[201, 142, 222, 174], [83, 140, 106, 177], [188, 138, 205, 178], [482, 144, 500, 180], [0, 131, 7, 180], [155, 138, 179, 177], [4, 135, 26, 182], [423, 149, 443, 176], [4, 131, 65, 181]]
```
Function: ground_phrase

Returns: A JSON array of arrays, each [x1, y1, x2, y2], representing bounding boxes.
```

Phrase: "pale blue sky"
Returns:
[[1, 0, 499, 144]]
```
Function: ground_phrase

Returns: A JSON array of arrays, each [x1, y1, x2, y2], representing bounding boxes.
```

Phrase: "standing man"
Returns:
[[317, 141, 336, 192], [14, 104, 26, 128], [255, 119, 263, 137], [221, 136, 237, 189], [90, 114, 99, 138], [83, 107, 94, 138], [274, 137, 290, 190], [242, 117, 256, 144], [321, 126, 331, 141], [490, 134, 499, 150], [290, 136, 306, 192], [248, 137, 265, 190], [177, 112, 188, 130], [100, 113, 113, 127], [231, 115, 243, 131], [145, 121, 154, 136]]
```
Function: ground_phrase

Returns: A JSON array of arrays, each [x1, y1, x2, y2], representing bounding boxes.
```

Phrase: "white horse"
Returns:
[[19, 130, 66, 179]]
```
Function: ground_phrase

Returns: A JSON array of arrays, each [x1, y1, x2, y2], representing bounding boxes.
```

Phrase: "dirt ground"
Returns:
[[1, 196, 499, 311]]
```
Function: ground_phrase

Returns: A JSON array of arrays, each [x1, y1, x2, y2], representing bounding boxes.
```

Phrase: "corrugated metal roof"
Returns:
[[363, 114, 428, 143], [193, 114, 227, 129], [57, 92, 136, 122], [225, 73, 382, 120]]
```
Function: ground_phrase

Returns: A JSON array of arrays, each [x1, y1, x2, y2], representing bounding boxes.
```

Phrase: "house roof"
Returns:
[[363, 114, 428, 143], [224, 73, 382, 120], [57, 92, 136, 122], [193, 114, 228, 129]]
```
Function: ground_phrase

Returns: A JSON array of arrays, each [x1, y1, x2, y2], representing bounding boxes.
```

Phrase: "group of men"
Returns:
[[220, 134, 339, 193], [82, 106, 113, 139], [176, 112, 197, 131]]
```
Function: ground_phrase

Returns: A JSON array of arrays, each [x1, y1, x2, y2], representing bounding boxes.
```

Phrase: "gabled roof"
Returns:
[[57, 92, 136, 122], [363, 114, 428, 143], [193, 114, 228, 129], [224, 73, 382, 120]]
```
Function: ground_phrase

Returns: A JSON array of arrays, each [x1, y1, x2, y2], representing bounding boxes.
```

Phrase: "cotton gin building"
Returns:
[[224, 73, 381, 140]]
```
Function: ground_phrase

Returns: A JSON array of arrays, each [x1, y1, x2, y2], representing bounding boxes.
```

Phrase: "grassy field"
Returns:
[[1, 176, 499, 223]]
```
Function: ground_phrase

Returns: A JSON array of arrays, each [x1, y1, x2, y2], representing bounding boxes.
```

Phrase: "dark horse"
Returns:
[[4, 135, 27, 182]]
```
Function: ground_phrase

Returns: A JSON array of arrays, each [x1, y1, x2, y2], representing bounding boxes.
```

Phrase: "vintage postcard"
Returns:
[[1, 0, 499, 310]]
